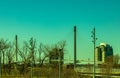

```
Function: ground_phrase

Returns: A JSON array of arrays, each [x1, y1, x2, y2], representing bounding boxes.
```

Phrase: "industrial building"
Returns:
[[95, 43, 113, 65]]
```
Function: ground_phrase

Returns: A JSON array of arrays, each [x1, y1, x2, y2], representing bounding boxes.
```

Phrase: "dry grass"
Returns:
[[0, 65, 93, 78], [0, 67, 78, 78]]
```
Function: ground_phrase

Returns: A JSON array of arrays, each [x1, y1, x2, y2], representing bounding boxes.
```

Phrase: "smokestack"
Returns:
[[74, 26, 76, 68]]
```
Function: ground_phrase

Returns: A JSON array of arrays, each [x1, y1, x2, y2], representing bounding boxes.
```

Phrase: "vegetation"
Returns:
[[0, 37, 120, 78], [0, 37, 80, 78]]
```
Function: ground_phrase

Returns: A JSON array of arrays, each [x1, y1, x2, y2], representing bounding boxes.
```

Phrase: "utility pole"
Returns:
[[15, 35, 18, 62], [91, 27, 97, 78], [74, 26, 77, 68], [0, 50, 1, 78], [31, 61, 33, 78], [31, 52, 33, 78], [59, 49, 62, 78]]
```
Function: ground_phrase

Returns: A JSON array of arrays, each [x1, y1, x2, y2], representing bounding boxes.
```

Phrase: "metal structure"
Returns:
[[91, 27, 97, 78]]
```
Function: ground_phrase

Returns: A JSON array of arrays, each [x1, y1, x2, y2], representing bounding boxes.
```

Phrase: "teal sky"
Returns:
[[0, 0, 120, 62]]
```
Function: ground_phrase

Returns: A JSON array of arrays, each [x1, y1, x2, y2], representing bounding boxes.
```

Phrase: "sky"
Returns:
[[0, 0, 120, 62]]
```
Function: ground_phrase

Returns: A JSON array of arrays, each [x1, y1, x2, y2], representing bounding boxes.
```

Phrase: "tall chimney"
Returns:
[[74, 26, 76, 68]]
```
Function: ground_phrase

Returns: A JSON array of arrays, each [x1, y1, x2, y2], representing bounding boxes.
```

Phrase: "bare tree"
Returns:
[[18, 38, 36, 75], [0, 39, 10, 75], [24, 37, 36, 66], [37, 40, 66, 67], [101, 56, 113, 78], [5, 44, 14, 74], [0, 39, 9, 65], [38, 43, 48, 66], [38, 43, 42, 66], [49, 40, 66, 68], [57, 40, 66, 50], [113, 54, 120, 66], [18, 44, 32, 74]]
